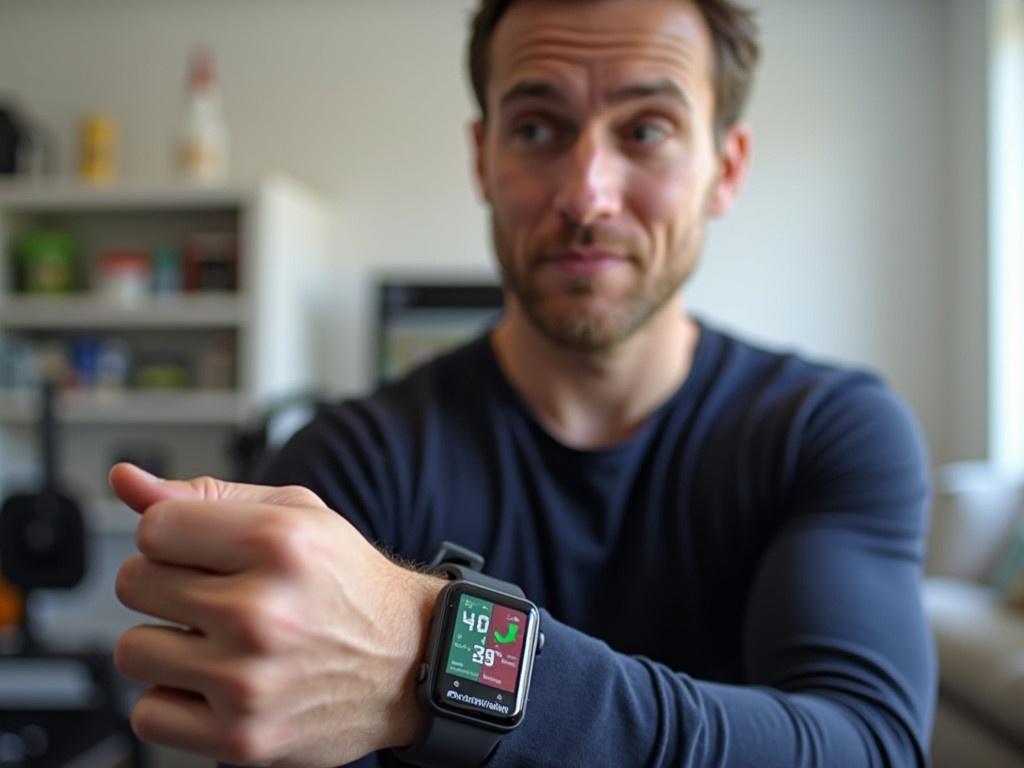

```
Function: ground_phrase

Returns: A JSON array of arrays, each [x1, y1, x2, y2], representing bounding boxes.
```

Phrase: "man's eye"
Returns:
[[514, 120, 556, 146], [624, 122, 671, 148]]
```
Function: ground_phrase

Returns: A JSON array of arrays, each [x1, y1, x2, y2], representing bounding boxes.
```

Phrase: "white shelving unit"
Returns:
[[0, 389, 245, 426], [0, 294, 246, 329], [0, 176, 329, 533]]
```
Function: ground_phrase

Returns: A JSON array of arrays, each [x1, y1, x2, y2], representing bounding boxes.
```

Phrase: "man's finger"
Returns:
[[135, 499, 320, 573], [108, 463, 196, 515], [132, 686, 282, 765], [109, 462, 328, 516], [130, 687, 241, 763], [116, 555, 236, 627], [115, 623, 211, 693]]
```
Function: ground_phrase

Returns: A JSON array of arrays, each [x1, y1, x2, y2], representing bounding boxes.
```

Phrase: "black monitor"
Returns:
[[375, 280, 504, 384]]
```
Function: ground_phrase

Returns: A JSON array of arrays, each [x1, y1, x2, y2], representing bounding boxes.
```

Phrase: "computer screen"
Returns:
[[375, 281, 504, 384]]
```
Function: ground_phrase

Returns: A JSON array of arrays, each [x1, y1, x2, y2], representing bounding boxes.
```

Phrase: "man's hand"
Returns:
[[109, 463, 444, 767]]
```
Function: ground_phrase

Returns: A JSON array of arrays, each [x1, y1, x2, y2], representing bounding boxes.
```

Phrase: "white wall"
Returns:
[[0, 0, 990, 466], [693, 0, 958, 464], [948, 0, 991, 463]]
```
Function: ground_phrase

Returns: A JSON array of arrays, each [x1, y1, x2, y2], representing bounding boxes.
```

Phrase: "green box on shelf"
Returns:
[[13, 231, 79, 294]]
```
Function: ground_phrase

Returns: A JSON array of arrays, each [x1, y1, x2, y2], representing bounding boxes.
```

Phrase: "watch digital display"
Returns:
[[431, 584, 538, 726], [445, 593, 527, 691]]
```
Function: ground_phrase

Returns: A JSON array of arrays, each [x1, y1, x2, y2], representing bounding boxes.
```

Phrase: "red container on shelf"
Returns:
[[183, 232, 237, 292], [94, 249, 152, 303]]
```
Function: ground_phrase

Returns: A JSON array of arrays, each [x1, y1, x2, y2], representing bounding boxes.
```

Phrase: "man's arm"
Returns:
[[114, 382, 937, 765], [483, 382, 935, 767]]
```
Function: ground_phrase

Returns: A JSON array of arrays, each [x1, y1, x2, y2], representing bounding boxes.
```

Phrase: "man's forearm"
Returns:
[[488, 613, 930, 768]]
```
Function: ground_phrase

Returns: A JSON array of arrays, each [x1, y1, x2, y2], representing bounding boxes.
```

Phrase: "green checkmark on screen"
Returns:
[[493, 624, 519, 644]]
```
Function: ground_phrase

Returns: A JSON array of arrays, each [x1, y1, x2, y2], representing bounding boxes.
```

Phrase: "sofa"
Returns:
[[924, 462, 1024, 767]]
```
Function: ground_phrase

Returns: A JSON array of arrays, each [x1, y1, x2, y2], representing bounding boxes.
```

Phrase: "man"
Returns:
[[110, 0, 937, 765]]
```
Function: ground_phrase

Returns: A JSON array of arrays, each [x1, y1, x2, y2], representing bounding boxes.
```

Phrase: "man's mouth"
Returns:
[[538, 247, 632, 277]]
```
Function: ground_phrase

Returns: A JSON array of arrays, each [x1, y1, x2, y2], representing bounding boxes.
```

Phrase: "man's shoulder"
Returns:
[[697, 321, 921, 464], [254, 335, 501, 543], [697, 320, 885, 408], [699, 323, 928, 526], [295, 333, 499, 451]]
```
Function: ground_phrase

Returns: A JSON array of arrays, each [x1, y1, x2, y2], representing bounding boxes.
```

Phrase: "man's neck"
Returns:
[[491, 297, 699, 450]]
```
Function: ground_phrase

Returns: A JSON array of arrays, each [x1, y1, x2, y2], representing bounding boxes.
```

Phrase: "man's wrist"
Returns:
[[382, 567, 447, 749]]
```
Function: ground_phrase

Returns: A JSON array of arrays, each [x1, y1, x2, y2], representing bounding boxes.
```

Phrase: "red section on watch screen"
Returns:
[[479, 604, 527, 693]]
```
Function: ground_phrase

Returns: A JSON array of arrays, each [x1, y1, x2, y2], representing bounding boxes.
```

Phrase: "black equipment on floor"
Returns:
[[0, 380, 86, 651]]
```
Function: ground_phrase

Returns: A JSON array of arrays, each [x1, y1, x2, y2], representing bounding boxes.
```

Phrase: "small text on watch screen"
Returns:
[[444, 592, 527, 694]]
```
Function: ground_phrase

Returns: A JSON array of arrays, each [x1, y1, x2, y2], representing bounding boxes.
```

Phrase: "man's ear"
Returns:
[[470, 119, 492, 204], [707, 122, 752, 218]]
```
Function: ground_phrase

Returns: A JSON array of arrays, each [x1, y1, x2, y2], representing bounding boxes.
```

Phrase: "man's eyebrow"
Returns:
[[499, 80, 566, 109], [498, 78, 691, 112], [605, 79, 691, 111]]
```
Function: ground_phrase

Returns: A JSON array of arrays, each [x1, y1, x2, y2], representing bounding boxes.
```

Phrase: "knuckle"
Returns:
[[135, 503, 169, 555], [112, 631, 136, 679], [193, 475, 222, 499], [211, 664, 271, 716], [250, 514, 309, 572], [224, 598, 281, 653], [222, 722, 267, 764], [240, 619, 280, 656], [129, 705, 149, 742], [129, 691, 161, 743], [280, 484, 325, 509], [114, 559, 136, 606], [113, 626, 154, 682]]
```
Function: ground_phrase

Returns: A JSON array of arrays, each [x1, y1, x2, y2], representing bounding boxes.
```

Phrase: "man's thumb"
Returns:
[[108, 462, 327, 515]]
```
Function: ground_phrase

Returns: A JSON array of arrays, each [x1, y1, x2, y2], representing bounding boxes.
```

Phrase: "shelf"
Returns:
[[0, 175, 328, 532], [0, 178, 258, 211], [0, 294, 245, 329], [0, 389, 247, 425], [0, 175, 320, 214]]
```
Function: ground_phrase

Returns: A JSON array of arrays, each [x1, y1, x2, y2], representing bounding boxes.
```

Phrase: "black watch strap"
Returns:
[[390, 546, 523, 768], [393, 713, 503, 768], [439, 562, 525, 598]]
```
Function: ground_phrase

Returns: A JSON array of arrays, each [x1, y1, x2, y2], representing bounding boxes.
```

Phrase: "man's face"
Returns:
[[474, 0, 737, 352]]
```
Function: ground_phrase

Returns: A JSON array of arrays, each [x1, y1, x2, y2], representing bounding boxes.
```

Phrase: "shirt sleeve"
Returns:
[[488, 381, 936, 768]]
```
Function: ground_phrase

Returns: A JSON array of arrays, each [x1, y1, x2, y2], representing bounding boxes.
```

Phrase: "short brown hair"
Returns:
[[467, 0, 761, 141]]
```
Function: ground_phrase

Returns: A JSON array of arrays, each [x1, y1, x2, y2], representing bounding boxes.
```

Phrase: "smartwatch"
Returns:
[[391, 542, 544, 768]]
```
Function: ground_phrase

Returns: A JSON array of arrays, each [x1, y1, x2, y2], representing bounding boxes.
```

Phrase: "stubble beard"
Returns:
[[493, 217, 705, 353]]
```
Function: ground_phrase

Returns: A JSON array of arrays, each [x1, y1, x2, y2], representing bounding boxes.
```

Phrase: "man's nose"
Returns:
[[554, 132, 623, 227]]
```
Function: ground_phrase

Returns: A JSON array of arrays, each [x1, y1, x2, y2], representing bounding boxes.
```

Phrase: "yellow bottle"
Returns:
[[78, 113, 117, 183]]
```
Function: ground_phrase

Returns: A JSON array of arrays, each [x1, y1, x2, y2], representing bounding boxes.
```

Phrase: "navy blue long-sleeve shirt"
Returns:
[[257, 319, 936, 767]]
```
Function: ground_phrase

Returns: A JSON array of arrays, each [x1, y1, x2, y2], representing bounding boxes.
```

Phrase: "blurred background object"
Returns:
[[0, 107, 25, 176], [375, 280, 502, 383], [176, 47, 229, 183], [0, 379, 86, 650], [0, 570, 24, 652], [0, 379, 137, 768], [93, 249, 151, 304], [12, 231, 78, 294], [77, 114, 117, 185], [0, 102, 56, 179], [0, 176, 327, 766]]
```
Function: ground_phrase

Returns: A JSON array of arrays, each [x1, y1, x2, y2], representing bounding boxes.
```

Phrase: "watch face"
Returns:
[[431, 583, 538, 727]]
